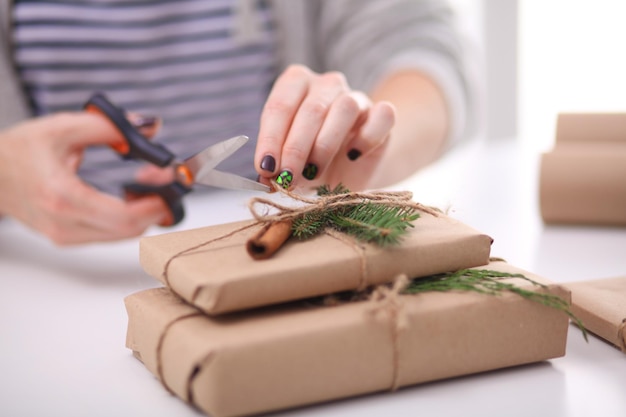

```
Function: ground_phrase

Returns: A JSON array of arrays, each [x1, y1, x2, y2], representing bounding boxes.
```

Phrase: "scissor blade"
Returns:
[[195, 169, 270, 192], [183, 135, 249, 178]]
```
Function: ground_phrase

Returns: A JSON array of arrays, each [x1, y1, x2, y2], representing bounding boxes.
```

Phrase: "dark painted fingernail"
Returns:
[[347, 149, 362, 161], [276, 170, 293, 189], [132, 116, 158, 128], [260, 155, 276, 172], [302, 163, 318, 180]]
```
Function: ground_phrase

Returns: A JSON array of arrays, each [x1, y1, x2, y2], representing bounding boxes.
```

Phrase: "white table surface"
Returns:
[[1, 138, 625, 417]]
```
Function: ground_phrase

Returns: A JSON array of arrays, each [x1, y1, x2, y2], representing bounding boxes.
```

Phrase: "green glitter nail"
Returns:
[[302, 163, 318, 180], [276, 170, 294, 189]]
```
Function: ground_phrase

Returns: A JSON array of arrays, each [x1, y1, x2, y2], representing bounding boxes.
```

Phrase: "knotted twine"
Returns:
[[367, 274, 411, 391], [162, 184, 439, 295], [247, 183, 440, 227]]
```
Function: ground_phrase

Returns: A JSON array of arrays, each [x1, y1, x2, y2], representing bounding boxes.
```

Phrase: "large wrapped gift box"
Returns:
[[139, 212, 493, 315], [567, 276, 626, 352], [125, 261, 571, 417]]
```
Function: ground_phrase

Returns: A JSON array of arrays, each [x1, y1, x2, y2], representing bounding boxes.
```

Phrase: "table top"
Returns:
[[1, 138, 625, 417]]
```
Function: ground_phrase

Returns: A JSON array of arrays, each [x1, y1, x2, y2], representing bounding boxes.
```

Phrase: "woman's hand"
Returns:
[[0, 112, 168, 245], [255, 65, 396, 191]]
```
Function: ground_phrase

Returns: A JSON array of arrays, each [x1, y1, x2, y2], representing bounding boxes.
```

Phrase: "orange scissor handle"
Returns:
[[84, 93, 174, 167], [85, 102, 130, 155], [175, 164, 195, 188]]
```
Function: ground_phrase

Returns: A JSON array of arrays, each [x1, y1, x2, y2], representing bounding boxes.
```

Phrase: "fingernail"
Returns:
[[302, 163, 318, 180], [347, 149, 362, 161], [132, 116, 158, 128], [260, 155, 276, 173], [276, 170, 293, 189]]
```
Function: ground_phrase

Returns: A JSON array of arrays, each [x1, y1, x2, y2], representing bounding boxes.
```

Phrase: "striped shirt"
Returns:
[[12, 0, 278, 194]]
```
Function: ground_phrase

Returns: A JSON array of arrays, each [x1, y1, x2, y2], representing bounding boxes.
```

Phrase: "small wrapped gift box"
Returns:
[[125, 261, 571, 417], [567, 276, 626, 352], [540, 113, 626, 226], [139, 211, 493, 315]]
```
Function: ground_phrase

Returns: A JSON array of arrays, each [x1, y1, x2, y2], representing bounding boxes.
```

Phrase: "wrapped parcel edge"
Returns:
[[125, 262, 570, 417], [566, 276, 626, 352], [139, 213, 493, 315]]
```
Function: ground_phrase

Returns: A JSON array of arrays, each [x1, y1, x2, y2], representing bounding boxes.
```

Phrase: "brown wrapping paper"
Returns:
[[539, 143, 626, 225], [566, 276, 626, 352], [125, 261, 571, 417], [540, 112, 626, 225], [139, 212, 493, 315], [555, 113, 626, 144]]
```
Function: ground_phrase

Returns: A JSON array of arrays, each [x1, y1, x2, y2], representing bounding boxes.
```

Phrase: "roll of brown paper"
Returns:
[[539, 143, 626, 225], [556, 113, 626, 145]]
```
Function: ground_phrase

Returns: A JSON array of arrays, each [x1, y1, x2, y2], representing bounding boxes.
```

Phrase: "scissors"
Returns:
[[84, 92, 270, 226]]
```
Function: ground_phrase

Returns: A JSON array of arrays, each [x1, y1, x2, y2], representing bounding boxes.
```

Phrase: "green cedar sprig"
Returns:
[[403, 269, 588, 341], [291, 184, 420, 246]]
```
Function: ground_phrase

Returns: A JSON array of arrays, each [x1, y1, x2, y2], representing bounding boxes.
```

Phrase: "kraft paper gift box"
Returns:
[[139, 211, 493, 315], [125, 261, 571, 417], [540, 113, 626, 225], [566, 276, 626, 352]]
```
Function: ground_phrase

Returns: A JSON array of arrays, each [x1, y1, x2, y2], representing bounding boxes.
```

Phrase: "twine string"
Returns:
[[248, 184, 440, 224], [368, 274, 410, 391], [162, 222, 261, 294], [155, 313, 203, 394], [162, 184, 437, 296]]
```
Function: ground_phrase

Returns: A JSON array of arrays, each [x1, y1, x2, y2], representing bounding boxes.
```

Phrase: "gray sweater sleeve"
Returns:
[[2, 0, 481, 144], [273, 0, 481, 147]]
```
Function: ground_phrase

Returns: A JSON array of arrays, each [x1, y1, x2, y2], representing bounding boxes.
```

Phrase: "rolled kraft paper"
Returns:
[[139, 212, 493, 315], [125, 261, 570, 417], [540, 143, 626, 225], [556, 113, 626, 144], [566, 276, 626, 352]]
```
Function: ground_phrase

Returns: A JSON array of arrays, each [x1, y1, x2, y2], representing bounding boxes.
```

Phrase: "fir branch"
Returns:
[[317, 184, 351, 196], [291, 184, 420, 247], [292, 211, 327, 240], [330, 204, 420, 246], [403, 269, 588, 341]]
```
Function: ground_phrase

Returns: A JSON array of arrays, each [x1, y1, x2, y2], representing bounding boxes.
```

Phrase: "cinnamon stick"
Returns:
[[246, 220, 293, 260]]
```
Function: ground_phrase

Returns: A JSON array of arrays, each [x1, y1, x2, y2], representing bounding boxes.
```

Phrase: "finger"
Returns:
[[346, 101, 396, 160], [134, 164, 176, 185], [255, 65, 313, 179], [43, 195, 166, 245], [305, 91, 370, 181], [278, 71, 347, 188], [49, 112, 130, 148], [46, 179, 168, 244], [55, 111, 160, 150]]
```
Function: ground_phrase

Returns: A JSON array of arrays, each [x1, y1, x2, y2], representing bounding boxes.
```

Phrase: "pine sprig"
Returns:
[[290, 184, 420, 246], [403, 269, 588, 340], [292, 211, 326, 240], [330, 204, 420, 246], [317, 183, 351, 196]]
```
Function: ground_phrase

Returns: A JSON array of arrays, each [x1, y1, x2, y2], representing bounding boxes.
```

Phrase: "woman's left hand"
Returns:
[[254, 64, 396, 191]]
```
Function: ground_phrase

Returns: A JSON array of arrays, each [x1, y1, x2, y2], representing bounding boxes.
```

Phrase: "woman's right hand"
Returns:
[[0, 112, 169, 245]]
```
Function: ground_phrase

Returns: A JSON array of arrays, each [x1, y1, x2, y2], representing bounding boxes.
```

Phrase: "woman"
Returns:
[[0, 0, 477, 244]]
